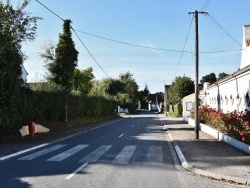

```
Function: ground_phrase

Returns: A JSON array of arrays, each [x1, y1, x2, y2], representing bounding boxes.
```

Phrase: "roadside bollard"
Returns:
[[28, 121, 36, 136]]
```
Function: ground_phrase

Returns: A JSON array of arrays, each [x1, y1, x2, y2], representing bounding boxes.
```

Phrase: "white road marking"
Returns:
[[0, 143, 48, 161], [18, 144, 67, 160], [146, 146, 163, 164], [79, 145, 112, 163], [112, 145, 137, 164], [119, 134, 124, 138], [47, 145, 89, 161], [65, 162, 88, 180]]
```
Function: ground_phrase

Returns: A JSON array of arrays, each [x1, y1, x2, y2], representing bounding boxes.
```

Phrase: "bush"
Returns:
[[0, 87, 117, 137], [169, 104, 182, 117], [191, 105, 250, 144]]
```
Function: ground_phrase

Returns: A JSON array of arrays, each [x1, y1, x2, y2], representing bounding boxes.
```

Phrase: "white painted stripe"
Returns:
[[18, 144, 67, 160], [146, 146, 163, 164], [112, 145, 137, 164], [65, 162, 88, 180], [0, 143, 48, 161], [47, 145, 89, 162], [174, 145, 187, 166], [79, 145, 112, 163], [119, 134, 124, 138]]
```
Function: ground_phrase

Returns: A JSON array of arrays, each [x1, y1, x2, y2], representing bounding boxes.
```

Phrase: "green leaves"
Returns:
[[0, 0, 40, 135], [48, 19, 78, 91], [168, 76, 194, 105]]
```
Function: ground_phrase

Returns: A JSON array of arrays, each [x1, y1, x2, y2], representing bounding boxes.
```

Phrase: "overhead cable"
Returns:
[[206, 14, 242, 47], [75, 29, 241, 54], [35, 0, 111, 79], [71, 27, 111, 79], [174, 16, 194, 78], [35, 0, 64, 21], [200, 0, 213, 11]]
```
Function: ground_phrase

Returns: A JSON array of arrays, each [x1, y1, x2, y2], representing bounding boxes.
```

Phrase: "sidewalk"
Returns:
[[158, 114, 250, 186]]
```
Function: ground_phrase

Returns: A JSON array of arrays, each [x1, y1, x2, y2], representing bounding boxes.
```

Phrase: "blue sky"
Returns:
[[17, 0, 249, 93]]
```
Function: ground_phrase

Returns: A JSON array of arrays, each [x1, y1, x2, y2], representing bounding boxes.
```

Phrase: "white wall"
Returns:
[[204, 69, 250, 112], [241, 25, 250, 69]]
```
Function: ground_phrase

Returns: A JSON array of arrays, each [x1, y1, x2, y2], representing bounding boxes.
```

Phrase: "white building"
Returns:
[[203, 25, 250, 112]]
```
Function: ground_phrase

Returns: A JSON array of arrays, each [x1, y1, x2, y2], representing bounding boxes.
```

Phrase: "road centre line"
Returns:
[[119, 134, 124, 138], [65, 162, 88, 180]]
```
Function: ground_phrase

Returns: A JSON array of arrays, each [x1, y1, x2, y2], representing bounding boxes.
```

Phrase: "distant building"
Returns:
[[21, 64, 28, 83], [148, 92, 164, 111]]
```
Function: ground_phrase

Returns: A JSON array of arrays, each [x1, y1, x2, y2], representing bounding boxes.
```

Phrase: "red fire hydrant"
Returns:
[[28, 121, 36, 136]]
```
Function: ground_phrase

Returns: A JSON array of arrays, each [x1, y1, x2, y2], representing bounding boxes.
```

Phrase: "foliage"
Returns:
[[46, 19, 78, 91], [45, 19, 78, 123], [29, 81, 64, 92], [200, 72, 217, 84], [137, 84, 150, 109], [89, 78, 124, 97], [89, 71, 139, 114], [39, 40, 55, 65], [217, 72, 229, 81], [168, 76, 194, 105], [0, 0, 40, 136], [1, 87, 116, 133], [73, 67, 95, 94], [190, 105, 250, 144], [168, 104, 183, 117]]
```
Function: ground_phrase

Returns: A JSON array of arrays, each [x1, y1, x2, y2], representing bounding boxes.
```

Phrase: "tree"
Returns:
[[218, 72, 229, 81], [200, 73, 217, 84], [46, 19, 78, 124], [168, 76, 194, 105], [119, 71, 139, 96], [137, 84, 150, 109], [39, 40, 55, 65], [0, 0, 40, 135], [73, 67, 95, 94]]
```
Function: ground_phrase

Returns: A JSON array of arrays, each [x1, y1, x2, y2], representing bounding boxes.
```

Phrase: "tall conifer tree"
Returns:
[[47, 19, 78, 123]]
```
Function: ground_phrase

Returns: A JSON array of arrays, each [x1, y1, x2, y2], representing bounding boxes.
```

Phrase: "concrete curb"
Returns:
[[158, 115, 250, 186], [0, 118, 124, 162], [188, 118, 250, 155], [166, 127, 250, 186]]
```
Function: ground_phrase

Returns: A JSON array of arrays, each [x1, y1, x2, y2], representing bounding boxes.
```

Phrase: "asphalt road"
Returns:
[[0, 111, 242, 188]]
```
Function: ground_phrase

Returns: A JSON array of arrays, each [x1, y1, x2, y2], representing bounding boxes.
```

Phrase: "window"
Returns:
[[186, 102, 193, 111]]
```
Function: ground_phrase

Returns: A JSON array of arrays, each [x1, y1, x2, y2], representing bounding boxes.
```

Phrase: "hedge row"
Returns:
[[168, 104, 183, 117], [1, 87, 117, 133]]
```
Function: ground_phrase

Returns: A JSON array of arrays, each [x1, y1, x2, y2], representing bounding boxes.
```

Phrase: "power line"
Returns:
[[200, 0, 213, 11], [74, 29, 189, 53], [75, 29, 241, 54], [35, 0, 111, 79], [174, 16, 194, 78], [206, 13, 242, 47], [71, 27, 111, 79], [35, 0, 64, 21]]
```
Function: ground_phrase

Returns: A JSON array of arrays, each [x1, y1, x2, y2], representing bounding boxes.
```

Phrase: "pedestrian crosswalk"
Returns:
[[17, 144, 164, 165], [112, 145, 137, 164]]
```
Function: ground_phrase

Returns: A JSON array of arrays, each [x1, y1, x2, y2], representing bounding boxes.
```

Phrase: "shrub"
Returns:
[[191, 105, 250, 144]]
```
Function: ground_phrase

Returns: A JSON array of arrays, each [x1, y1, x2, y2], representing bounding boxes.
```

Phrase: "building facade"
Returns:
[[203, 25, 250, 112]]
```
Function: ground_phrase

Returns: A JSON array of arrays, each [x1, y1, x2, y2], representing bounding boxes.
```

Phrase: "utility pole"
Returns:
[[188, 10, 207, 139]]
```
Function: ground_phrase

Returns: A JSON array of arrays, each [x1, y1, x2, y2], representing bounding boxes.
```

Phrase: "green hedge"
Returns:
[[0, 88, 116, 134], [168, 104, 183, 117]]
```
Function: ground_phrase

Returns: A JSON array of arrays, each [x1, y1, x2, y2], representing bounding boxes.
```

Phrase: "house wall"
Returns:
[[204, 69, 250, 112], [182, 93, 195, 117], [241, 25, 250, 69]]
